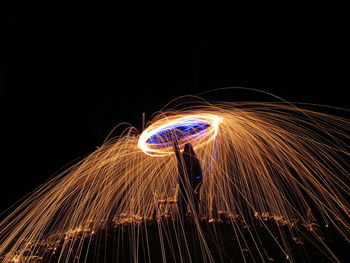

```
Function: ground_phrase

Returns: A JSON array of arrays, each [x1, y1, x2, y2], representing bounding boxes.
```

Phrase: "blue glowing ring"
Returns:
[[138, 114, 221, 156]]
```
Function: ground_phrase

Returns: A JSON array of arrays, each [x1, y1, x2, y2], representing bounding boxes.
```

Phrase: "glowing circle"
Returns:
[[138, 114, 222, 156]]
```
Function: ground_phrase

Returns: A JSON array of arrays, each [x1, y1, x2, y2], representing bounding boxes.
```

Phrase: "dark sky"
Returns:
[[1, 6, 350, 211]]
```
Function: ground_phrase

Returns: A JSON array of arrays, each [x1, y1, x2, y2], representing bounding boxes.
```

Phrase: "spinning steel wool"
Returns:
[[1, 98, 349, 262]]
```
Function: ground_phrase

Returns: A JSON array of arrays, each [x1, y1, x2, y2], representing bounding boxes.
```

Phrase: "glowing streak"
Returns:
[[1, 100, 350, 263], [138, 114, 222, 156]]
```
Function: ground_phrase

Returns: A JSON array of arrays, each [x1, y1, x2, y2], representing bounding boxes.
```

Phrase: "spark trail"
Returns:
[[0, 99, 349, 262]]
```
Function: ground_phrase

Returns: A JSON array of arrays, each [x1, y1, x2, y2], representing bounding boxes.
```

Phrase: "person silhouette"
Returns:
[[174, 141, 203, 217]]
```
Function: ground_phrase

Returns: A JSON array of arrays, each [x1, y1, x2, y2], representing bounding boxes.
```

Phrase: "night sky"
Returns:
[[2, 5, 350, 222]]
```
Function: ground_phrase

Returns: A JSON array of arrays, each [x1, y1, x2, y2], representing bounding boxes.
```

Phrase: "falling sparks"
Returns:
[[0, 100, 349, 262]]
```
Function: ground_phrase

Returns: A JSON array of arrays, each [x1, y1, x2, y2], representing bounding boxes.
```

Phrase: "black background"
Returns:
[[1, 6, 349, 216]]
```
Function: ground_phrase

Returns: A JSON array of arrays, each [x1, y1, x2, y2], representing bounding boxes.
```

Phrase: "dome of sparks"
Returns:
[[138, 114, 222, 156]]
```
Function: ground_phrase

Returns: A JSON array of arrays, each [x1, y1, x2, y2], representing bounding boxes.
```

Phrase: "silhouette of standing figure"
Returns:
[[174, 141, 203, 217]]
